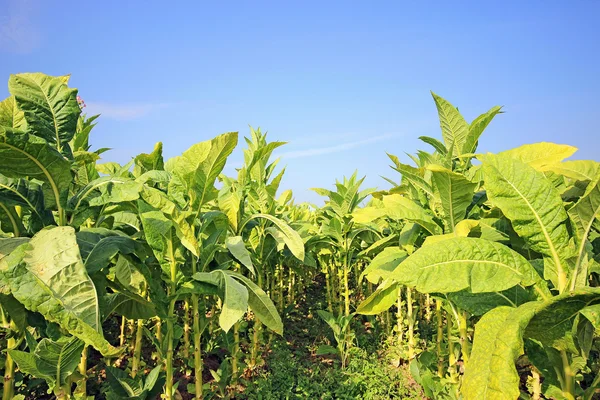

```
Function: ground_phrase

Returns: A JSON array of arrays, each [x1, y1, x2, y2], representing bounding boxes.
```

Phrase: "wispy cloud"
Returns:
[[275, 134, 395, 159], [85, 102, 171, 121], [0, 0, 40, 54]]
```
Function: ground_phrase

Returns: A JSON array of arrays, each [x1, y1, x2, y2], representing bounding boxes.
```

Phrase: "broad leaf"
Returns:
[[0, 128, 72, 210], [464, 288, 600, 400], [9, 336, 84, 392], [481, 153, 573, 290], [165, 131, 238, 208], [230, 272, 283, 335], [356, 281, 398, 315], [225, 236, 254, 275], [244, 214, 305, 261], [498, 142, 576, 170], [462, 105, 503, 154], [9, 73, 80, 155], [8, 227, 119, 356], [427, 164, 476, 230], [431, 92, 469, 156], [389, 237, 538, 293]]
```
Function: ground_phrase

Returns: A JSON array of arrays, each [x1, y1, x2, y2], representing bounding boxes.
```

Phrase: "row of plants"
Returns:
[[1, 72, 599, 399]]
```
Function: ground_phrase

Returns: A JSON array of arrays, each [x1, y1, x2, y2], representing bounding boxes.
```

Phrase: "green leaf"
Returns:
[[356, 281, 398, 315], [388, 158, 434, 197], [193, 270, 248, 332], [481, 153, 573, 291], [427, 164, 477, 230], [0, 293, 28, 330], [0, 128, 72, 210], [541, 160, 600, 182], [360, 246, 407, 284], [0, 95, 27, 130], [462, 105, 503, 155], [9, 73, 80, 155], [316, 344, 339, 356], [0, 175, 52, 228], [569, 176, 600, 278], [8, 226, 120, 356], [381, 194, 441, 235], [229, 272, 283, 335], [462, 306, 522, 400], [244, 214, 305, 261], [316, 310, 340, 336], [103, 291, 157, 320], [431, 92, 469, 156], [134, 142, 164, 177], [498, 142, 577, 170], [10, 336, 84, 392], [165, 131, 238, 208], [418, 136, 447, 155], [447, 285, 535, 316], [105, 365, 144, 397], [463, 288, 600, 400], [389, 237, 538, 293], [225, 236, 254, 275], [84, 235, 143, 273]]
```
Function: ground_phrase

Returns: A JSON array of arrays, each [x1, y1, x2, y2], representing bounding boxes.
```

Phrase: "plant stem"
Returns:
[[396, 285, 403, 345], [343, 249, 350, 316], [406, 287, 415, 360], [561, 350, 575, 398], [77, 346, 88, 396], [531, 367, 542, 400], [436, 300, 444, 377], [447, 313, 457, 379], [119, 315, 126, 347], [183, 298, 191, 359], [231, 322, 240, 385], [192, 295, 203, 399], [3, 336, 15, 400], [165, 237, 178, 400], [131, 319, 144, 378], [324, 261, 333, 314], [458, 311, 470, 365]]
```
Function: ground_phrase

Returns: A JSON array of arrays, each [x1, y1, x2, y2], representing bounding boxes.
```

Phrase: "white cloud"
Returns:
[[276, 134, 395, 159], [0, 0, 40, 53], [85, 102, 171, 121]]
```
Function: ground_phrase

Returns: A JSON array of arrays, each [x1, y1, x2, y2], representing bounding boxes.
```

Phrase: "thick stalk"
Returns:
[[288, 269, 294, 306], [447, 314, 457, 379], [165, 238, 178, 400], [458, 310, 470, 364], [250, 272, 263, 368], [131, 319, 144, 378], [183, 298, 191, 359], [155, 318, 162, 344], [278, 264, 284, 312], [531, 368, 542, 400], [290, 269, 296, 304], [165, 299, 176, 400], [119, 315, 127, 347], [406, 287, 415, 360], [436, 300, 444, 377], [3, 336, 15, 400], [425, 294, 432, 322], [343, 249, 350, 316], [396, 285, 403, 344], [192, 295, 203, 399], [561, 350, 575, 398], [76, 346, 88, 396], [231, 322, 240, 385], [325, 262, 333, 313], [191, 255, 203, 399]]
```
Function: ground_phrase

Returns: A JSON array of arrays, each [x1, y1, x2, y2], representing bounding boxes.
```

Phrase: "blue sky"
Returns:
[[1, 1, 599, 204]]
